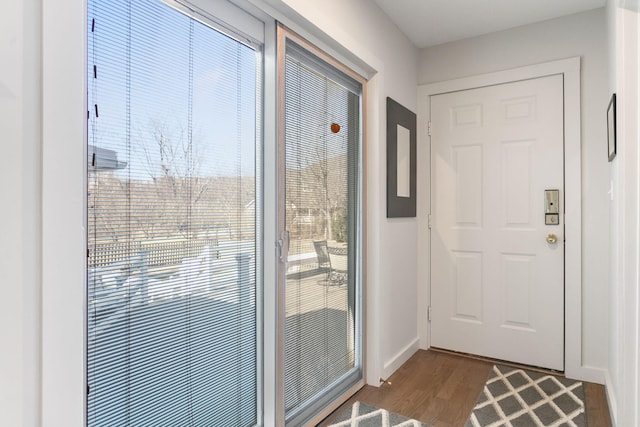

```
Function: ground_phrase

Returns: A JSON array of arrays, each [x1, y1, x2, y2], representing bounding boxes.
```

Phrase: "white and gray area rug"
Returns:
[[465, 364, 586, 427], [328, 401, 428, 427]]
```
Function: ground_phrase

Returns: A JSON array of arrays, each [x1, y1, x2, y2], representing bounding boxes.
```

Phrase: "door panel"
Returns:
[[86, 0, 262, 424], [279, 31, 364, 425], [430, 75, 564, 370]]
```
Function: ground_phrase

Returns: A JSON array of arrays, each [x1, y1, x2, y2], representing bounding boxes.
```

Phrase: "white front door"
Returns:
[[430, 75, 564, 371]]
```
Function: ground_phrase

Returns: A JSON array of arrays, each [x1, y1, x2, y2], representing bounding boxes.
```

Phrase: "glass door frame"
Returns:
[[84, 0, 276, 426], [275, 24, 367, 426]]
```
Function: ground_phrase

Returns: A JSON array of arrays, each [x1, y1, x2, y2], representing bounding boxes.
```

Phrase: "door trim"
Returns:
[[417, 57, 600, 383]]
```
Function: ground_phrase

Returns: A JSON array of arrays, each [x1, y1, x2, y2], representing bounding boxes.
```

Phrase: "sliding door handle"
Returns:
[[277, 230, 290, 263]]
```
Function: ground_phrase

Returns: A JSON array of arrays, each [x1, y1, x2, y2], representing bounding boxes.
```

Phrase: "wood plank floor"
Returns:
[[318, 349, 611, 427]]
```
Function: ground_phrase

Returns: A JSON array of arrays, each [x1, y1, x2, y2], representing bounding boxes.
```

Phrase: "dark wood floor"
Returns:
[[318, 349, 611, 427]]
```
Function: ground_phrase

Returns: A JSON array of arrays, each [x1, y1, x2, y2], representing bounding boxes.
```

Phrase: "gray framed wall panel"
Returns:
[[387, 97, 417, 218]]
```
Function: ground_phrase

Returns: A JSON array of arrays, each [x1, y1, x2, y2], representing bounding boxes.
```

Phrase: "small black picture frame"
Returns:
[[386, 97, 416, 218], [607, 93, 617, 162]]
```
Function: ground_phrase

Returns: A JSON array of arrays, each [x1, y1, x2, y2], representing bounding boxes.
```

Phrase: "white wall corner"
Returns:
[[611, 4, 640, 426], [42, 0, 87, 426], [364, 71, 385, 388], [381, 337, 420, 381]]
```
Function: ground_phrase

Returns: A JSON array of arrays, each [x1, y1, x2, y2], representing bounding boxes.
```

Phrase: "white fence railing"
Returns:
[[88, 238, 219, 268]]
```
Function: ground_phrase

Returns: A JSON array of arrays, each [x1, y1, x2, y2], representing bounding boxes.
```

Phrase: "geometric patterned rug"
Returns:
[[465, 365, 586, 427], [328, 401, 429, 427]]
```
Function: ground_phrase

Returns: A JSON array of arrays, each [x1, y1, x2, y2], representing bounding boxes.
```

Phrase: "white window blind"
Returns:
[[86, 0, 261, 425], [283, 38, 363, 424]]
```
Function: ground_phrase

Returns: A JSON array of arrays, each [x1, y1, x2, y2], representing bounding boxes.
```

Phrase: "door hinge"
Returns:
[[427, 306, 432, 322], [428, 121, 432, 136], [428, 214, 432, 229]]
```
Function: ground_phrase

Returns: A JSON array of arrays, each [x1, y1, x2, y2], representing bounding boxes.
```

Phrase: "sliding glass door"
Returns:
[[278, 28, 365, 426], [86, 0, 262, 425], [86, 4, 365, 425]]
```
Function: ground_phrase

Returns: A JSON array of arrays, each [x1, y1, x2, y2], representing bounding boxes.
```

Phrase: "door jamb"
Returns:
[[417, 57, 599, 383]]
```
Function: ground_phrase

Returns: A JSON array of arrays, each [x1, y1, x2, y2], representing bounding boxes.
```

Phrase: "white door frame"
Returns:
[[417, 57, 598, 383]]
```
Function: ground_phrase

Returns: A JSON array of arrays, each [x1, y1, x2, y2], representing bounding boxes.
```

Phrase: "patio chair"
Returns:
[[313, 240, 331, 274], [313, 240, 348, 285], [327, 245, 348, 286]]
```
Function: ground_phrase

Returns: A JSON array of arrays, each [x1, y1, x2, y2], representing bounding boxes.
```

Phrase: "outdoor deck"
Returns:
[[87, 238, 355, 422]]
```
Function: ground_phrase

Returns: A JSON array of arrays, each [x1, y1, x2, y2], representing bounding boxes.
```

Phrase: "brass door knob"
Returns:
[[546, 234, 558, 244]]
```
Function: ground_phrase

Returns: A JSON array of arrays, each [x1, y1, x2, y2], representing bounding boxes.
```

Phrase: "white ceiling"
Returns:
[[373, 0, 606, 48]]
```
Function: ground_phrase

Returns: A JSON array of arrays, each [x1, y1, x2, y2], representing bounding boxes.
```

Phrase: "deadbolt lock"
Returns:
[[545, 189, 560, 225]]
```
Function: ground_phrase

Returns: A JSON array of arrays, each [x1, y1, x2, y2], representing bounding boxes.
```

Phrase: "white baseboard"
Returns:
[[565, 364, 606, 384], [381, 337, 420, 381], [604, 369, 618, 427]]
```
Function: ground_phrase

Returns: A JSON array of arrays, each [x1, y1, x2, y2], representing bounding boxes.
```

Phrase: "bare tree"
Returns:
[[286, 137, 347, 242], [135, 120, 208, 239]]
